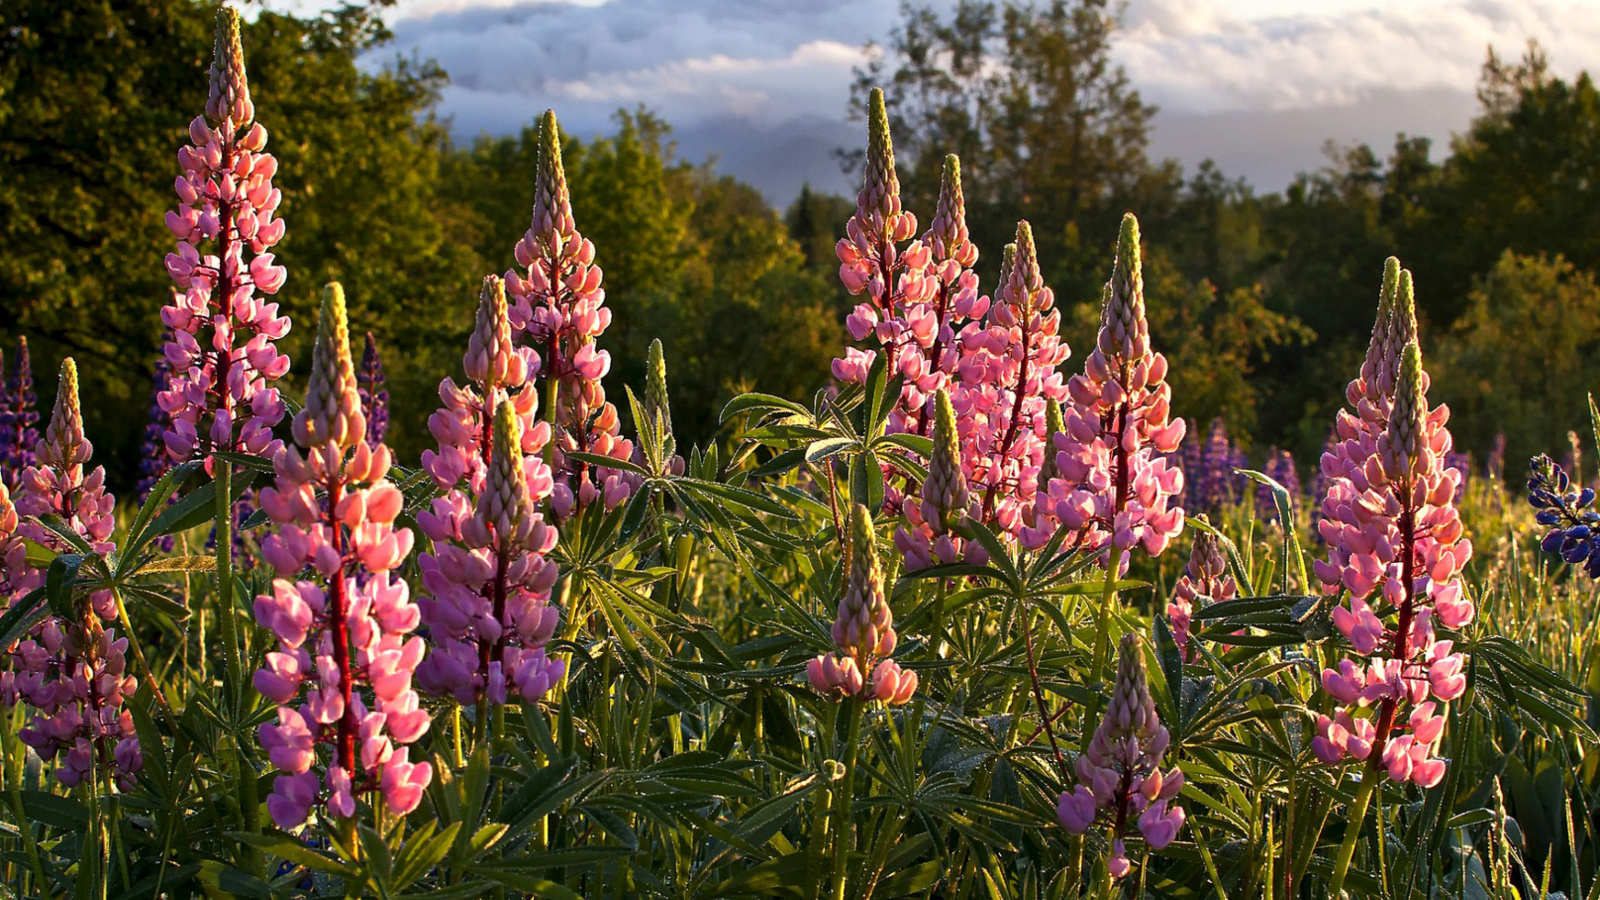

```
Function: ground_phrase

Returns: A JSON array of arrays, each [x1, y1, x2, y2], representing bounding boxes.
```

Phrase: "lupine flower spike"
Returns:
[[1312, 270, 1473, 787], [254, 284, 431, 830], [895, 389, 981, 569], [358, 332, 390, 449], [1257, 448, 1302, 523], [957, 222, 1071, 538], [0, 337, 40, 488], [836, 110, 988, 442], [1057, 634, 1185, 879], [1029, 213, 1185, 568], [160, 7, 290, 465], [1167, 518, 1237, 660], [10, 359, 140, 788], [808, 504, 917, 705], [1528, 454, 1600, 578], [416, 277, 561, 706], [0, 479, 43, 706], [506, 110, 635, 518]]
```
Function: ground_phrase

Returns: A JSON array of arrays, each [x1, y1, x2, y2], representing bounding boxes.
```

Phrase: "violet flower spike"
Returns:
[[1057, 634, 1185, 878], [1029, 213, 1185, 568], [10, 359, 139, 788], [416, 276, 562, 707], [358, 332, 390, 449], [0, 337, 40, 488]]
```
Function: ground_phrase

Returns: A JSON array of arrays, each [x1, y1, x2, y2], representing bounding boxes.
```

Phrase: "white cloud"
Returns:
[[348, 0, 1600, 197]]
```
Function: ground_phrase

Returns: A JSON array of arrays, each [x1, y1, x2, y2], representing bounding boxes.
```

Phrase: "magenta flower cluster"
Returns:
[[0, 337, 40, 488], [834, 103, 989, 445], [253, 285, 431, 830], [159, 8, 290, 465], [1026, 215, 1185, 569], [1057, 635, 1185, 879], [1311, 259, 1472, 787], [8, 360, 142, 789], [416, 276, 564, 706], [506, 110, 636, 518], [809, 504, 918, 705]]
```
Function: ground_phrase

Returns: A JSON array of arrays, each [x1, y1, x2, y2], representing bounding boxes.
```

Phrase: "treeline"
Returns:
[[4, 0, 1598, 491]]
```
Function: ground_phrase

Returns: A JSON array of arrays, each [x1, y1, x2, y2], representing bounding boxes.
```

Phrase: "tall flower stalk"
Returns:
[[416, 277, 563, 721], [506, 110, 635, 518], [1313, 264, 1473, 894], [961, 222, 1072, 537], [1167, 519, 1237, 661], [1057, 634, 1185, 880], [160, 11, 291, 791], [1032, 214, 1185, 676], [807, 502, 916, 900], [254, 284, 431, 832], [11, 359, 142, 790], [0, 337, 40, 489], [358, 332, 390, 449]]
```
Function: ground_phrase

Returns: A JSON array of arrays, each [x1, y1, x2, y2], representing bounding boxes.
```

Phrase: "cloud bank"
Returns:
[[354, 0, 1600, 202]]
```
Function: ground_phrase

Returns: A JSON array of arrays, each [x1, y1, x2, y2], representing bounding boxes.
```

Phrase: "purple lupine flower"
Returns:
[[1256, 448, 1302, 523], [138, 356, 178, 499], [1183, 418, 1239, 513], [1057, 634, 1186, 878], [1443, 450, 1471, 502], [0, 338, 40, 488], [358, 332, 389, 449], [1486, 432, 1506, 482], [139, 355, 180, 551], [1528, 454, 1600, 579]]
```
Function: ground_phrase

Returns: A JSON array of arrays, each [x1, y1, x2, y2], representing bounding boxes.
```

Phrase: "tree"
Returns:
[[850, 0, 1159, 296], [1435, 251, 1600, 474]]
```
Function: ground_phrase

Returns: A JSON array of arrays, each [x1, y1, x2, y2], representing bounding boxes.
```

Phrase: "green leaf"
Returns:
[[803, 437, 855, 463], [721, 392, 810, 423], [133, 555, 217, 575], [567, 451, 649, 477], [0, 586, 48, 649], [230, 831, 359, 879]]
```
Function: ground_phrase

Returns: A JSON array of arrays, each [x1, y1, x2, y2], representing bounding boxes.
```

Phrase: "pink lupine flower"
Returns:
[[159, 8, 290, 467], [1166, 519, 1237, 660], [1057, 634, 1185, 877], [1028, 214, 1185, 569], [894, 389, 983, 570], [808, 503, 917, 705], [505, 111, 636, 518], [1311, 265, 1472, 789], [953, 223, 1073, 537], [10, 360, 140, 788], [0, 480, 42, 705], [835, 96, 987, 441], [15, 360, 117, 611], [415, 277, 562, 707], [253, 284, 431, 829]]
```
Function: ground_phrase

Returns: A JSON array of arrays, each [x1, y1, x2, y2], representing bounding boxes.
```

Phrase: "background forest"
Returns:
[[3, 0, 1597, 493]]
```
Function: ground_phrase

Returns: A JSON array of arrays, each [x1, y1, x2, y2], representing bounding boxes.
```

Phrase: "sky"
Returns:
[[271, 0, 1600, 204]]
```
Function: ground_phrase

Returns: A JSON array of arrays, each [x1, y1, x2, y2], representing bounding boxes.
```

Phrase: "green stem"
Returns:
[[215, 460, 241, 699], [2, 709, 50, 896], [1089, 558, 1119, 684], [830, 699, 865, 900], [112, 588, 174, 725], [1327, 773, 1379, 897], [216, 461, 263, 871]]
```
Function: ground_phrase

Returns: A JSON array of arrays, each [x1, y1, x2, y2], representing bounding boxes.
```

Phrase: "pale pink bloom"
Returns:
[[809, 505, 914, 706], [1313, 261, 1472, 789]]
